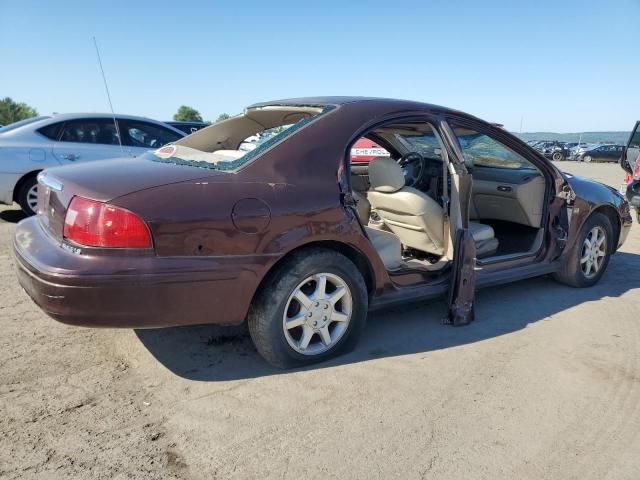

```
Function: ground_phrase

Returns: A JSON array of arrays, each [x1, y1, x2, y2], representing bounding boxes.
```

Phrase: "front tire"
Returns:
[[583, 155, 592, 163], [17, 176, 38, 216], [248, 248, 368, 368], [554, 212, 613, 287], [552, 151, 564, 162]]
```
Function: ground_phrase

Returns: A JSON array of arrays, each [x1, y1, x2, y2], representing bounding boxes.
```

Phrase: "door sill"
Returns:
[[368, 281, 449, 311], [476, 251, 537, 266], [476, 261, 560, 288]]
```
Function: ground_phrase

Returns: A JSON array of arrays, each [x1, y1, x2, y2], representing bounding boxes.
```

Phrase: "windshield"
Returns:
[[396, 132, 442, 160], [455, 131, 537, 170], [0, 116, 50, 133]]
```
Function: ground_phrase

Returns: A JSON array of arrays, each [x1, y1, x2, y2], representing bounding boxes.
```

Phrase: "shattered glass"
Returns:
[[146, 105, 335, 171]]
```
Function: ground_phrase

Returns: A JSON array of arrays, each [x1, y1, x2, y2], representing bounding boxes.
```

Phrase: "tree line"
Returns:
[[173, 105, 229, 124], [0, 97, 229, 126], [0, 97, 38, 126]]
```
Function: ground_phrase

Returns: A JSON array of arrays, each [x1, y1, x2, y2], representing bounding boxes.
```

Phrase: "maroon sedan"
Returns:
[[13, 97, 632, 368]]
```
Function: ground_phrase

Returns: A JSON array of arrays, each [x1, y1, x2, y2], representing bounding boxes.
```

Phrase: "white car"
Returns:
[[0, 113, 185, 214]]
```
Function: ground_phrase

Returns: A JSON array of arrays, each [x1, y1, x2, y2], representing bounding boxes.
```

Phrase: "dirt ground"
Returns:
[[1, 162, 639, 479]]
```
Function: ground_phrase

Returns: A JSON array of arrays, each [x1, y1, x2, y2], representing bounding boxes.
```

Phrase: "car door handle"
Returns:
[[497, 185, 512, 192], [61, 153, 80, 161]]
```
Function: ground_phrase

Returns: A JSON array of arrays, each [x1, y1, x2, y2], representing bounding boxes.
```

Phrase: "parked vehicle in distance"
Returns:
[[575, 144, 624, 163], [0, 113, 185, 215], [621, 121, 640, 222], [551, 142, 583, 161], [165, 121, 209, 135], [532, 141, 567, 161], [13, 97, 632, 368], [568, 143, 596, 160]]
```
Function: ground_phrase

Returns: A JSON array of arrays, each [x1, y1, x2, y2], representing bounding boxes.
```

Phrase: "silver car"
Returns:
[[0, 113, 185, 214]]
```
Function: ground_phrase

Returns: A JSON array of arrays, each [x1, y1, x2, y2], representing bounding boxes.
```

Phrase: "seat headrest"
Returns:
[[368, 157, 406, 193]]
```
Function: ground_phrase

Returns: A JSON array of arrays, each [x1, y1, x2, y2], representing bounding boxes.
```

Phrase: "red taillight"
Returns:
[[634, 165, 640, 181], [63, 196, 151, 248]]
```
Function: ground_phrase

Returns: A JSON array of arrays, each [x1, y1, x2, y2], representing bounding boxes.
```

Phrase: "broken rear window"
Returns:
[[145, 105, 334, 171]]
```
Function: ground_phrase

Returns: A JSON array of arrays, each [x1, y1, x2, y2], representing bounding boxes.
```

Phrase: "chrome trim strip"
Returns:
[[37, 171, 63, 192]]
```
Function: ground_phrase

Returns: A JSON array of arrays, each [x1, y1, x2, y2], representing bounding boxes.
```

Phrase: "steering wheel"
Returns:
[[398, 152, 426, 188]]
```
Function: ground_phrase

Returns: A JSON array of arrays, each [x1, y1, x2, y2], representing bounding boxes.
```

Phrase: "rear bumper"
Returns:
[[13, 217, 271, 328]]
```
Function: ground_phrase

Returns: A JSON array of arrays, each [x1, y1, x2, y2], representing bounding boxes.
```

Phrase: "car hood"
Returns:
[[43, 156, 227, 203]]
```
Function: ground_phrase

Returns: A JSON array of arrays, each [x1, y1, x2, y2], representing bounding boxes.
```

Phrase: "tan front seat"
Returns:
[[367, 157, 445, 255], [367, 157, 499, 258]]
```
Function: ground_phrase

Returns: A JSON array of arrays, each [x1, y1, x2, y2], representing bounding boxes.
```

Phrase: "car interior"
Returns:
[[350, 122, 548, 273]]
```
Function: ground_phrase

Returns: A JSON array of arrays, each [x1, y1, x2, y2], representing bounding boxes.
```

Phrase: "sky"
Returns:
[[1, 0, 639, 132]]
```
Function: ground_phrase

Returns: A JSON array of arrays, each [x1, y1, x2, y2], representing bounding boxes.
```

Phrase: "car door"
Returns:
[[439, 120, 476, 325], [118, 120, 184, 157], [443, 117, 572, 321], [598, 145, 613, 162], [52, 118, 126, 165], [607, 145, 622, 162], [599, 145, 617, 162]]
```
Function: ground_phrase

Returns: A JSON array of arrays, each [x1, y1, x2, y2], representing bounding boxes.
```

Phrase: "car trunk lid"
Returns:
[[36, 156, 227, 242]]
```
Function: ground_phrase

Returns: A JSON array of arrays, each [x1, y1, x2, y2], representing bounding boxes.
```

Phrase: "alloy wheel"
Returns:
[[580, 226, 607, 278], [26, 184, 38, 213], [583, 155, 592, 163], [282, 273, 352, 355]]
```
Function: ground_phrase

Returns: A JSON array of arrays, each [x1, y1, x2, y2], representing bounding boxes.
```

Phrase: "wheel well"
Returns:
[[252, 241, 376, 309], [592, 205, 621, 250], [12, 170, 41, 202]]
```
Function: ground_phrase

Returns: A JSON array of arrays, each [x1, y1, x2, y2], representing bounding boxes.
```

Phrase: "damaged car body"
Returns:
[[13, 97, 632, 368]]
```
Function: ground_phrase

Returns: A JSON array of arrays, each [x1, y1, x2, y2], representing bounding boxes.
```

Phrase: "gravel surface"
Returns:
[[1, 162, 639, 479]]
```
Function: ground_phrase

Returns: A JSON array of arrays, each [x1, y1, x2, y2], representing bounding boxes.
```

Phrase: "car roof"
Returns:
[[246, 96, 462, 115], [0, 113, 186, 137], [48, 112, 170, 123]]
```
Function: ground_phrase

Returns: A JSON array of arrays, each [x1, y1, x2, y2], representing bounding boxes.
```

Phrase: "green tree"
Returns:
[[173, 105, 203, 122], [215, 113, 230, 123], [0, 97, 38, 126]]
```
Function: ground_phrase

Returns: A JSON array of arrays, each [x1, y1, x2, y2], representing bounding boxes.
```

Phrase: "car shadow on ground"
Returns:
[[0, 208, 26, 223], [136, 250, 640, 382]]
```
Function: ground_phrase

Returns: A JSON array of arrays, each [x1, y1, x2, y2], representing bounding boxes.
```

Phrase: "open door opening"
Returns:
[[448, 124, 552, 262], [347, 120, 454, 275]]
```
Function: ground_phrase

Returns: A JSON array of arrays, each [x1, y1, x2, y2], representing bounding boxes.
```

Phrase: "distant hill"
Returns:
[[514, 131, 630, 145]]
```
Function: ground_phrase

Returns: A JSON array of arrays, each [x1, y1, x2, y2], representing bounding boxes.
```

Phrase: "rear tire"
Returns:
[[583, 155, 592, 163], [552, 151, 564, 162], [248, 248, 368, 369], [17, 176, 38, 216], [554, 212, 613, 287]]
